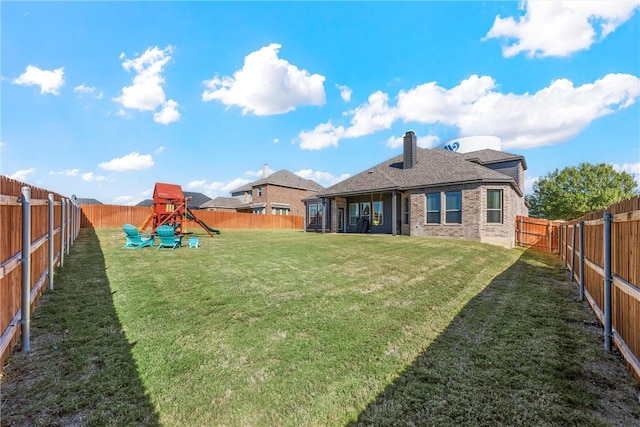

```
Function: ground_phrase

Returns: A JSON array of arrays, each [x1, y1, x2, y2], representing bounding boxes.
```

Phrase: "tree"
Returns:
[[528, 163, 637, 220]]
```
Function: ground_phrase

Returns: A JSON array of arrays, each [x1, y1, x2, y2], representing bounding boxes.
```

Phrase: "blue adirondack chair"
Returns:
[[123, 224, 154, 249], [156, 225, 182, 250]]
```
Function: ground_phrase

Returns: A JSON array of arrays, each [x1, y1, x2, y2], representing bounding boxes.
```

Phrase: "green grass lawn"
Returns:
[[2, 228, 639, 426]]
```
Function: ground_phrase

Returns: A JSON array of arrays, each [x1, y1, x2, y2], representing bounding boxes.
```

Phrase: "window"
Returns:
[[252, 207, 265, 214], [257, 185, 263, 197], [309, 204, 317, 225], [426, 193, 441, 224], [361, 202, 371, 225], [318, 203, 324, 225], [349, 203, 359, 226], [487, 189, 503, 223], [403, 197, 409, 225], [445, 191, 462, 224], [272, 208, 289, 215], [372, 201, 383, 225]]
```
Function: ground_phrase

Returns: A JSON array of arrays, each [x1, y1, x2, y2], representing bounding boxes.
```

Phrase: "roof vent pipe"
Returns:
[[263, 164, 269, 178], [403, 130, 417, 169]]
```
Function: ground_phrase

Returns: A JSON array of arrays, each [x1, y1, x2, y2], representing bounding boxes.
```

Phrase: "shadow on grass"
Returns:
[[1, 228, 160, 426], [348, 249, 640, 427]]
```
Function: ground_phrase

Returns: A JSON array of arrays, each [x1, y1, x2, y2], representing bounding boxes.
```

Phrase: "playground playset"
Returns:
[[139, 182, 221, 238]]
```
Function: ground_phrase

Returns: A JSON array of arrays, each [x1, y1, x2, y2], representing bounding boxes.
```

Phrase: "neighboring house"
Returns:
[[312, 130, 528, 248], [200, 197, 242, 212], [75, 198, 103, 205], [137, 191, 211, 209], [230, 169, 325, 216]]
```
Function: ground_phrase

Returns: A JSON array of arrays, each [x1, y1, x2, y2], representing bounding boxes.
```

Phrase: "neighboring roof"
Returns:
[[230, 169, 325, 194], [317, 148, 523, 198], [76, 198, 103, 205], [200, 197, 242, 209], [460, 149, 528, 170], [230, 183, 253, 194], [184, 191, 212, 208], [137, 199, 152, 207]]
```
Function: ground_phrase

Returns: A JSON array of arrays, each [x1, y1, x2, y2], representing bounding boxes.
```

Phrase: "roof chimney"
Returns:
[[403, 130, 417, 169], [262, 164, 269, 178]]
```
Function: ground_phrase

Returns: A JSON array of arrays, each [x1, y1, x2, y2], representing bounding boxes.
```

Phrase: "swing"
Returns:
[[372, 193, 382, 226]]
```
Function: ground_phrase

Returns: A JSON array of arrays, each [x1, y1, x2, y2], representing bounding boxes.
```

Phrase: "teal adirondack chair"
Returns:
[[156, 225, 182, 250], [123, 224, 154, 249]]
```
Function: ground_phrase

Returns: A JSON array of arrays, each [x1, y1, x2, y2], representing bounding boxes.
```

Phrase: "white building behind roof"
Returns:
[[440, 136, 502, 153]]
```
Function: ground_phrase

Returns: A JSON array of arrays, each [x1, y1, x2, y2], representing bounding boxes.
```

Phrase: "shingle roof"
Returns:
[[230, 169, 325, 193], [75, 198, 103, 205], [184, 191, 212, 209], [317, 148, 521, 197], [460, 149, 527, 170], [136, 199, 153, 207], [200, 197, 242, 209]]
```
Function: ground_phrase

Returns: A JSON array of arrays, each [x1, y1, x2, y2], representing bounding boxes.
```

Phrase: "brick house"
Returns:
[[230, 169, 325, 216], [312, 131, 528, 248]]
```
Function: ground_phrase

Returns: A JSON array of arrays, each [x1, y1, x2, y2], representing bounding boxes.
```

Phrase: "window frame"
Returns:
[[445, 191, 462, 224], [426, 193, 441, 224], [372, 201, 383, 226], [486, 189, 503, 224], [349, 203, 359, 226]]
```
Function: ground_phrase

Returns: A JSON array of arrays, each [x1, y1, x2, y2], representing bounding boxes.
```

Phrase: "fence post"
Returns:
[[579, 220, 584, 302], [60, 199, 66, 267], [570, 223, 576, 281], [548, 222, 552, 253], [66, 198, 71, 256], [562, 225, 567, 268], [48, 194, 55, 291], [603, 212, 613, 352], [518, 216, 522, 246], [21, 186, 32, 352]]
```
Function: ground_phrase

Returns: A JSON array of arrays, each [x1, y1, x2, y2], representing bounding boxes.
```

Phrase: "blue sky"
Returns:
[[2, 1, 639, 205]]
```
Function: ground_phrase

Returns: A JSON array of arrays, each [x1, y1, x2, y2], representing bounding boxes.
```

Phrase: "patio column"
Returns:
[[392, 191, 397, 236], [321, 198, 327, 234]]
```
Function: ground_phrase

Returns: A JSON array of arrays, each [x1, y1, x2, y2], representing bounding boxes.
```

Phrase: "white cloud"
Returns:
[[524, 175, 540, 195], [13, 65, 64, 95], [343, 91, 397, 138], [114, 46, 180, 123], [484, 1, 640, 58], [336, 84, 352, 102], [141, 188, 153, 197], [49, 168, 79, 176], [386, 134, 440, 149], [113, 195, 143, 206], [299, 121, 346, 150], [155, 146, 167, 154], [187, 179, 207, 189], [273, 138, 280, 144], [81, 172, 107, 182], [611, 162, 640, 189], [74, 84, 102, 99], [245, 165, 274, 178], [9, 168, 36, 181], [299, 73, 640, 151], [294, 169, 350, 187], [153, 99, 181, 124], [202, 43, 326, 116], [99, 152, 154, 171], [189, 177, 253, 198]]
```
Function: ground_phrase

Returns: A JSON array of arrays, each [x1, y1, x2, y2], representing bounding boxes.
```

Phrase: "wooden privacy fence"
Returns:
[[515, 216, 561, 254], [0, 176, 80, 367], [80, 205, 304, 230], [558, 196, 640, 384]]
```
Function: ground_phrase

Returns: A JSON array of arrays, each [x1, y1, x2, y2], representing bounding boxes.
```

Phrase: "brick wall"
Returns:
[[254, 185, 319, 216], [408, 182, 523, 248]]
